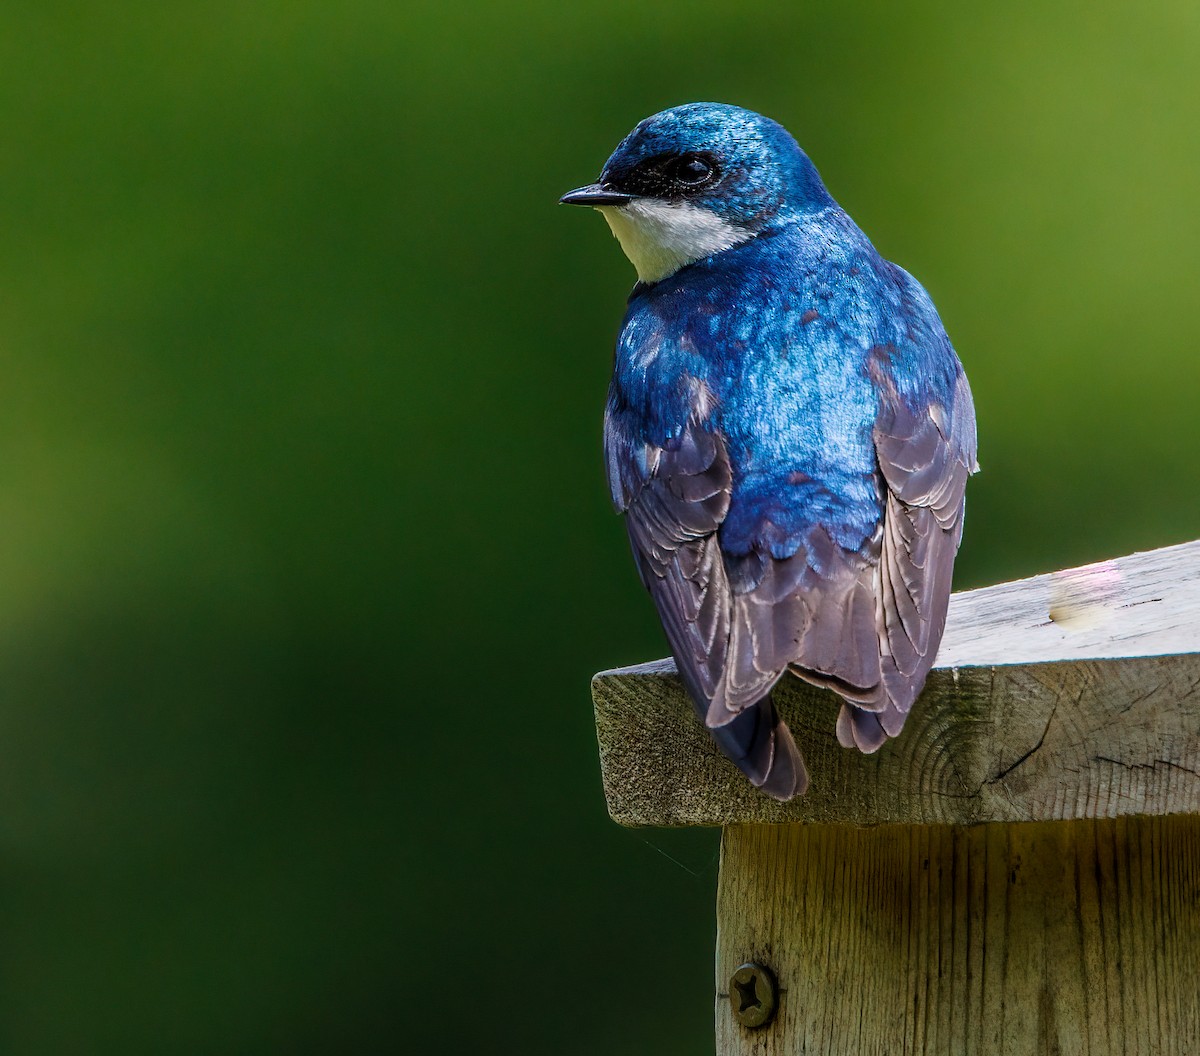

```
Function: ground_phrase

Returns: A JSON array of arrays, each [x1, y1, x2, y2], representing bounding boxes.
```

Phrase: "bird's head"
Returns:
[[561, 103, 831, 284]]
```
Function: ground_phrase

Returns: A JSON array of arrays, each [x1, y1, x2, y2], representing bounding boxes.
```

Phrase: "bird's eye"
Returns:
[[666, 154, 716, 187]]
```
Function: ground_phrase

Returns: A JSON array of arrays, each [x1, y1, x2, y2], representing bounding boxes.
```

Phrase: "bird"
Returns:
[[561, 103, 978, 800]]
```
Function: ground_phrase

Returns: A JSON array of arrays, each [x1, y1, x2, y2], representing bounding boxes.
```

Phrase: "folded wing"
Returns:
[[828, 366, 978, 750], [610, 416, 807, 800]]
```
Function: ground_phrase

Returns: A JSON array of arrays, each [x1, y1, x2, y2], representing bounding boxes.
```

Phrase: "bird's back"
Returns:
[[604, 206, 975, 798], [610, 211, 908, 558]]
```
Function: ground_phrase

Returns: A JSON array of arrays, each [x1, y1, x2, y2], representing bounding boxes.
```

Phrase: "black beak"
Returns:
[[559, 183, 636, 207]]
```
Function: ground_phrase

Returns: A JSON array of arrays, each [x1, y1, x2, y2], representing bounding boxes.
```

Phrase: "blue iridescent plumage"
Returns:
[[565, 104, 977, 799]]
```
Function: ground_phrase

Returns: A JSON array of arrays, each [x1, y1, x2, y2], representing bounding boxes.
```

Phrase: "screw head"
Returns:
[[729, 962, 777, 1030]]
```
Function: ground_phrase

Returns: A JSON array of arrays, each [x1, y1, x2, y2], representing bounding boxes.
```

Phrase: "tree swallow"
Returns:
[[563, 104, 978, 799]]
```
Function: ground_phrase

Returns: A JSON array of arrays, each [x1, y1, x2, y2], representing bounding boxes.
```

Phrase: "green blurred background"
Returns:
[[0, 2, 1197, 1052]]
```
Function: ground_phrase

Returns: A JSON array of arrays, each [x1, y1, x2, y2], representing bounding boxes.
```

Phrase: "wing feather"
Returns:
[[832, 369, 978, 746], [615, 415, 808, 799]]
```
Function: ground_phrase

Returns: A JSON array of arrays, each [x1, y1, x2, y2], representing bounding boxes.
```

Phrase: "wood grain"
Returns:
[[592, 540, 1200, 827], [939, 538, 1200, 667], [715, 817, 1200, 1055]]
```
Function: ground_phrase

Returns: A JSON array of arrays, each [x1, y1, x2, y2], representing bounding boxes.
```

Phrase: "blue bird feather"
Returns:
[[565, 103, 977, 799]]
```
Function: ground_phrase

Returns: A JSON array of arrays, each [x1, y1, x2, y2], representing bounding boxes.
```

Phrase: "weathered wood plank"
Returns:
[[939, 538, 1200, 666], [714, 817, 1200, 1055], [592, 540, 1200, 826]]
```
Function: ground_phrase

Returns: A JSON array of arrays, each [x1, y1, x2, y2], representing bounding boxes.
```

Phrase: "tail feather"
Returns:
[[710, 695, 808, 800]]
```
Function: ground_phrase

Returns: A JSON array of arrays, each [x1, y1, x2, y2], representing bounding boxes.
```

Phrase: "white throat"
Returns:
[[596, 199, 753, 283]]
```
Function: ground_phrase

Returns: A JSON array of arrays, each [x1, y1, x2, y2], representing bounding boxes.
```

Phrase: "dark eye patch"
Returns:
[[607, 151, 722, 201]]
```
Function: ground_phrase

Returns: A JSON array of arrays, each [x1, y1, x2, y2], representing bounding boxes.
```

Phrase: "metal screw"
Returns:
[[729, 962, 778, 1030]]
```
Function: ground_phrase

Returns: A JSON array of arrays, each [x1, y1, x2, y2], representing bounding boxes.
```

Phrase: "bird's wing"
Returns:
[[608, 414, 807, 799], [827, 352, 978, 752]]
